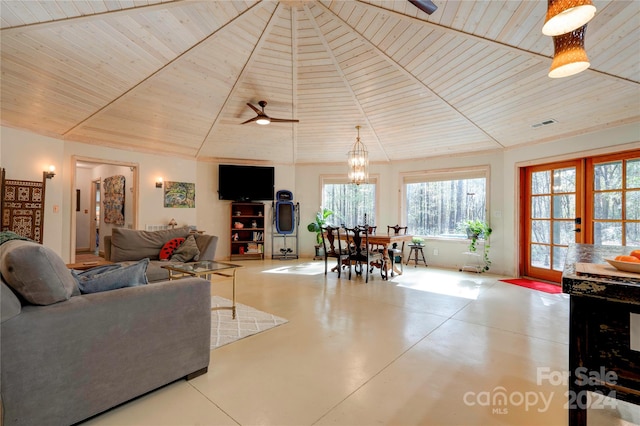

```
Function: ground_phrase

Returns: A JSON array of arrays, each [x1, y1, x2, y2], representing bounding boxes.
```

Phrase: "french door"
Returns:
[[523, 160, 584, 283], [522, 149, 640, 283]]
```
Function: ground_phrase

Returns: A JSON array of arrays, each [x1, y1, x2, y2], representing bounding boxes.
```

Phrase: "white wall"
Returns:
[[1, 127, 65, 251], [2, 123, 638, 271]]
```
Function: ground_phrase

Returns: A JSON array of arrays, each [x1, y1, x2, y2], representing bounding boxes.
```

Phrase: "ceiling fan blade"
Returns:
[[246, 103, 262, 114], [241, 116, 259, 125], [270, 118, 299, 123], [409, 0, 438, 15]]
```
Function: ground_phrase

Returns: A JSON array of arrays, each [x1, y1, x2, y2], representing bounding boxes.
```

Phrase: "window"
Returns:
[[321, 177, 377, 227], [588, 154, 640, 245], [404, 168, 489, 237]]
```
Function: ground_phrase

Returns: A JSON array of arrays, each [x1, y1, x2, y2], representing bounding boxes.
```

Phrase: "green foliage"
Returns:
[[307, 208, 334, 245], [465, 219, 492, 272]]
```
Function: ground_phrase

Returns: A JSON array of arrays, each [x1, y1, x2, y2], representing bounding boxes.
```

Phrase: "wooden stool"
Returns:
[[406, 244, 427, 267]]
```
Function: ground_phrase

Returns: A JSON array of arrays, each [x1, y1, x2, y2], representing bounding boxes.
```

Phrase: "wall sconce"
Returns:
[[168, 218, 177, 229], [44, 165, 56, 179], [156, 177, 163, 188]]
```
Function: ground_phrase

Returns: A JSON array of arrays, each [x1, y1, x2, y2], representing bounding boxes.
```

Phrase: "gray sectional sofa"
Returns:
[[104, 227, 219, 282], [0, 235, 212, 426]]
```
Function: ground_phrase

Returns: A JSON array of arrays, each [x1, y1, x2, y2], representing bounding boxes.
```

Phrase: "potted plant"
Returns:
[[464, 219, 492, 271], [307, 208, 334, 258], [411, 236, 425, 246]]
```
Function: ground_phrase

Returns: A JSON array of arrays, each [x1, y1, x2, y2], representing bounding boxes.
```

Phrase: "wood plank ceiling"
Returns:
[[1, 0, 638, 165]]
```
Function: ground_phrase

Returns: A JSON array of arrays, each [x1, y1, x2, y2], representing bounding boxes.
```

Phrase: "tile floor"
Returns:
[[83, 259, 639, 426]]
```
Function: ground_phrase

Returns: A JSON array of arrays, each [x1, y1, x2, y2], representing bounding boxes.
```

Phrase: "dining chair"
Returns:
[[344, 226, 386, 283], [321, 225, 349, 278], [387, 224, 408, 275]]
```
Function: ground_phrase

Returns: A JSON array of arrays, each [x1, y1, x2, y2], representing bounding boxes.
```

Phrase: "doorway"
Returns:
[[90, 179, 100, 255], [521, 149, 640, 283], [70, 157, 138, 263]]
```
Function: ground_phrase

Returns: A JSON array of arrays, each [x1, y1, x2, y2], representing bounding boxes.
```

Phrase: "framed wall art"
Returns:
[[164, 181, 195, 208]]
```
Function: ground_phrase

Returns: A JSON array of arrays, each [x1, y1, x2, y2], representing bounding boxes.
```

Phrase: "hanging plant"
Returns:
[[464, 219, 492, 272]]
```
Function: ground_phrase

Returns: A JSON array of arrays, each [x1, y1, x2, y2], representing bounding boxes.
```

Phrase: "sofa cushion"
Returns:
[[194, 234, 218, 261], [159, 237, 185, 260], [170, 234, 200, 262], [1, 279, 21, 322], [0, 240, 77, 305], [110, 227, 191, 262], [73, 258, 149, 294]]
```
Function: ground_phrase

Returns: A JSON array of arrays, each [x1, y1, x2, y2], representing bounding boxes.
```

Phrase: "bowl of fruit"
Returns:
[[604, 250, 640, 273]]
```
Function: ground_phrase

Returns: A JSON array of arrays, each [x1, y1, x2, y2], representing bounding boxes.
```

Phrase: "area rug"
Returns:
[[211, 296, 288, 349], [499, 278, 562, 294]]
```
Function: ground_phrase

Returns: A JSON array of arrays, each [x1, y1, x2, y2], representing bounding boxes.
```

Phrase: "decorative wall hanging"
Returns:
[[164, 181, 195, 208], [0, 168, 46, 243], [103, 175, 125, 225]]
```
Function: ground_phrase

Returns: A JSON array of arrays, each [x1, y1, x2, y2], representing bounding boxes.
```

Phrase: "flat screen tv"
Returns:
[[218, 164, 275, 201]]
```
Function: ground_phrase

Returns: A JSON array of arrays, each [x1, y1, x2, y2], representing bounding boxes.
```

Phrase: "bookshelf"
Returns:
[[230, 202, 265, 260]]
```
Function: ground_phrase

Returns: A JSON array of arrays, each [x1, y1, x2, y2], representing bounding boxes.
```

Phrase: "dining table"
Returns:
[[326, 230, 414, 277]]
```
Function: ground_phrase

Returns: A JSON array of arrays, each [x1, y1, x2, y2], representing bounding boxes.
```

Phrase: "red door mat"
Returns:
[[499, 279, 562, 294]]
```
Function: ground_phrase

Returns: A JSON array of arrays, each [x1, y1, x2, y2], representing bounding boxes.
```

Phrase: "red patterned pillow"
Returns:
[[159, 237, 185, 260]]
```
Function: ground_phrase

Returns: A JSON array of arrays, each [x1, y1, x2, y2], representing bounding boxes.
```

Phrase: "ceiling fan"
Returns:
[[241, 100, 299, 125], [409, 0, 438, 15]]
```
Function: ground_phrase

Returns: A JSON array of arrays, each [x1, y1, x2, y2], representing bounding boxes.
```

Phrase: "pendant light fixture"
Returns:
[[543, 0, 595, 78], [348, 126, 368, 185], [542, 0, 596, 36], [548, 25, 590, 78]]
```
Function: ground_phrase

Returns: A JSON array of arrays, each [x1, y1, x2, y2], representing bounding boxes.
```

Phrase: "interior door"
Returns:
[[523, 160, 584, 282]]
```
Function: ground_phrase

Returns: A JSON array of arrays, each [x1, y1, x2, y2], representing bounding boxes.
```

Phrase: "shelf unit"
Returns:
[[230, 202, 265, 260]]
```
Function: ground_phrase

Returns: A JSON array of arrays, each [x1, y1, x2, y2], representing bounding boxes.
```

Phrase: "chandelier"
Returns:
[[347, 125, 368, 185]]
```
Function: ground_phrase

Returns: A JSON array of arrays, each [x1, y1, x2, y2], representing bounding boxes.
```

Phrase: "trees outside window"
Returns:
[[322, 178, 376, 227], [590, 157, 640, 246], [404, 169, 488, 237]]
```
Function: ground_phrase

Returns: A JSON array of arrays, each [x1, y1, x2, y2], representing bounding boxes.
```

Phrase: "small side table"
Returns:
[[406, 244, 427, 267]]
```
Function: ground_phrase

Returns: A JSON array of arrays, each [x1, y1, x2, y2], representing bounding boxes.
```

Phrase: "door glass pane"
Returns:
[[532, 171, 550, 194], [553, 246, 568, 271], [553, 221, 575, 245], [532, 195, 550, 218], [594, 222, 622, 245], [594, 192, 622, 219], [531, 244, 550, 268], [594, 161, 622, 190], [627, 222, 640, 246], [553, 168, 576, 192], [553, 194, 575, 219], [627, 159, 640, 189], [531, 220, 550, 243], [627, 190, 640, 220]]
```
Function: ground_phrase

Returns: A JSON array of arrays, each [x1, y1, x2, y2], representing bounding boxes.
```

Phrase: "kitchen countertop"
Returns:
[[562, 243, 640, 304]]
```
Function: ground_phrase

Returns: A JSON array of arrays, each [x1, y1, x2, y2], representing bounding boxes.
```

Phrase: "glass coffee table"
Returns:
[[162, 261, 241, 319]]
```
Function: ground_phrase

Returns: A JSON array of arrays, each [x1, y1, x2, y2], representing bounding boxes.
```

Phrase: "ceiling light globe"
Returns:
[[542, 1, 596, 36], [256, 118, 270, 125], [548, 25, 590, 78]]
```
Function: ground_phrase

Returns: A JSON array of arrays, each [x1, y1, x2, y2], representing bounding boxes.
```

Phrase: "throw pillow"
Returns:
[[170, 234, 200, 262], [73, 258, 149, 294], [159, 237, 185, 260], [0, 240, 77, 305]]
